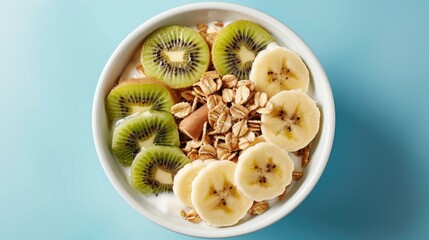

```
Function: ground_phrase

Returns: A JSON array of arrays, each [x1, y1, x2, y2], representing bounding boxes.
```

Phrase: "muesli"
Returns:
[[105, 19, 320, 227]]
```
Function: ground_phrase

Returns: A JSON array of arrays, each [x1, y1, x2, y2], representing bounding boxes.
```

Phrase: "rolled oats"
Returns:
[[217, 147, 231, 160], [136, 64, 145, 75], [216, 112, 232, 133], [227, 151, 238, 161], [199, 75, 218, 96], [180, 90, 195, 102], [192, 83, 205, 97], [217, 142, 228, 150], [203, 71, 220, 80], [232, 120, 248, 137], [278, 187, 288, 201], [197, 23, 208, 32], [230, 103, 249, 120], [190, 140, 203, 149], [182, 140, 202, 153], [294, 144, 311, 167], [207, 26, 221, 34], [256, 101, 273, 114], [205, 34, 216, 47], [293, 170, 303, 180], [247, 120, 261, 132], [213, 135, 226, 140], [214, 21, 224, 27], [187, 148, 199, 161], [222, 74, 238, 88], [253, 92, 261, 107], [208, 104, 228, 127], [238, 131, 256, 150], [246, 103, 259, 112], [199, 144, 217, 160], [216, 78, 223, 91], [191, 96, 199, 112], [213, 137, 219, 148], [225, 132, 239, 151], [171, 102, 192, 118], [181, 209, 202, 224], [180, 209, 186, 218], [229, 154, 239, 163], [238, 139, 250, 150], [222, 88, 234, 103], [207, 94, 224, 110], [258, 92, 268, 107], [201, 121, 211, 145], [235, 85, 251, 105], [248, 201, 269, 215], [236, 80, 255, 91], [182, 141, 192, 153], [192, 91, 207, 104]]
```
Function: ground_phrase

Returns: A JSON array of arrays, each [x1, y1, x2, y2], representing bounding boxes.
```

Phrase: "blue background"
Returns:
[[1, 0, 428, 239]]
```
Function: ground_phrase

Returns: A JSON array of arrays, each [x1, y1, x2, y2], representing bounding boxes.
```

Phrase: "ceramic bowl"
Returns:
[[92, 2, 335, 238]]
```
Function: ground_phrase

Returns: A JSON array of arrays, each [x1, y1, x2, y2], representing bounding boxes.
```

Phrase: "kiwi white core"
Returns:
[[238, 47, 255, 67], [131, 105, 152, 114], [137, 134, 156, 149], [155, 169, 173, 184], [166, 50, 186, 62]]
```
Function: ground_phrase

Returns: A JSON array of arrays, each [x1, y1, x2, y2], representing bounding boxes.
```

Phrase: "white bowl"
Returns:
[[92, 2, 335, 238]]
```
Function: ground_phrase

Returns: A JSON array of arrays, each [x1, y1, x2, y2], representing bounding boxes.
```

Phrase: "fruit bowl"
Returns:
[[92, 2, 335, 238]]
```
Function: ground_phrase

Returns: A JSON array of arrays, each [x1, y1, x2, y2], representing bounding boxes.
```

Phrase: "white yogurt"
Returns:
[[118, 49, 145, 82]]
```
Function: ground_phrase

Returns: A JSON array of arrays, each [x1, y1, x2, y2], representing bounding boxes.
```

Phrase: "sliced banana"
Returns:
[[250, 44, 309, 98], [261, 90, 320, 151], [235, 142, 294, 201], [173, 159, 214, 207], [191, 160, 253, 227]]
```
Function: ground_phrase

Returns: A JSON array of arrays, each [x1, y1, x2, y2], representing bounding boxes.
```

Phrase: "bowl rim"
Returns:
[[92, 2, 335, 238]]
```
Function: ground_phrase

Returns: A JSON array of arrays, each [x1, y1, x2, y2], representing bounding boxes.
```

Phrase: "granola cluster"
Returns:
[[197, 22, 224, 49], [180, 209, 202, 224], [248, 201, 269, 215], [171, 71, 273, 162]]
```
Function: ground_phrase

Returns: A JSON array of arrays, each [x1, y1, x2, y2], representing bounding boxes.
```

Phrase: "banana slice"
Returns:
[[261, 90, 320, 151], [235, 142, 294, 201], [191, 160, 253, 227], [173, 159, 214, 207], [250, 44, 309, 98]]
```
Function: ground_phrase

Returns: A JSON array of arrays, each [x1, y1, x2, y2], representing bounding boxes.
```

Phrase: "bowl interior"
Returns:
[[93, 3, 334, 238]]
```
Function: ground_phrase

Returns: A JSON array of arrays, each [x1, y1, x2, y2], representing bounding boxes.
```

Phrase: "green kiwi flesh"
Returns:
[[141, 26, 210, 88], [112, 111, 179, 166], [212, 20, 274, 80], [130, 145, 190, 195], [106, 83, 174, 125]]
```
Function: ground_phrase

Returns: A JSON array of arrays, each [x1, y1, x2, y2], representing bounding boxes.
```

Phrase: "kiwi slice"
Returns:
[[130, 145, 190, 195], [212, 20, 274, 80], [106, 77, 175, 125], [112, 110, 180, 166], [141, 26, 210, 88]]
